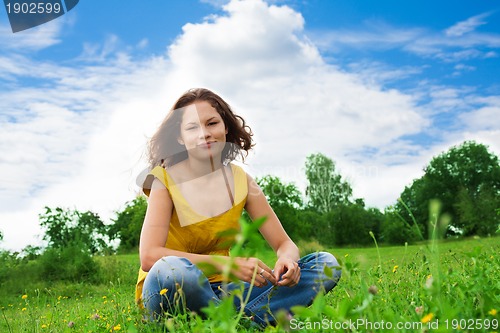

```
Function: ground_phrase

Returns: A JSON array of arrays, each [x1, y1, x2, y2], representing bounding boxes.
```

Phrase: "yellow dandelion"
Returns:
[[159, 288, 168, 296], [421, 313, 434, 324], [22, 295, 28, 300], [21, 307, 27, 311], [488, 309, 497, 316], [392, 265, 399, 273], [113, 324, 121, 331], [344, 254, 349, 257], [102, 296, 107, 299], [41, 324, 48, 329]]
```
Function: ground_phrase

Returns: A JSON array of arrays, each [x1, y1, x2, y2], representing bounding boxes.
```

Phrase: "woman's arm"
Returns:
[[139, 178, 225, 272], [244, 174, 301, 286]]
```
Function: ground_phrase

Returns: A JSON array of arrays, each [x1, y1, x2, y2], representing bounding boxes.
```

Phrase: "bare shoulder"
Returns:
[[151, 177, 167, 190], [245, 172, 263, 198]]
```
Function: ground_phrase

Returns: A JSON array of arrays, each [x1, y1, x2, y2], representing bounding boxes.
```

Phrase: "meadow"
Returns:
[[1, 236, 498, 332]]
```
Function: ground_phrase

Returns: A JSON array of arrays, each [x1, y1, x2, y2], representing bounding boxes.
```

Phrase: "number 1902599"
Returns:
[[6, 2, 62, 14]]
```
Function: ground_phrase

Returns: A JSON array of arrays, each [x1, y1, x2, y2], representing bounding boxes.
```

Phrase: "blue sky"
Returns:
[[1, 0, 499, 250]]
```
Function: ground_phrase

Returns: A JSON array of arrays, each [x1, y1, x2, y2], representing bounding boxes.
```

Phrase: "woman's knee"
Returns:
[[319, 251, 341, 277], [147, 256, 201, 288], [300, 252, 341, 280]]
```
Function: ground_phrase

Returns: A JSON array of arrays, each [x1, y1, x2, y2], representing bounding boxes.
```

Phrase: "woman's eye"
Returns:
[[208, 121, 219, 126]]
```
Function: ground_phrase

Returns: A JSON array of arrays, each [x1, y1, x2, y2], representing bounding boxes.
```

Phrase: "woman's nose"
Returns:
[[198, 126, 211, 139]]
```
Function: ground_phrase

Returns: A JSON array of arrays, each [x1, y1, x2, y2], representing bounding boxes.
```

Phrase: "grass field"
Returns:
[[1, 236, 499, 332]]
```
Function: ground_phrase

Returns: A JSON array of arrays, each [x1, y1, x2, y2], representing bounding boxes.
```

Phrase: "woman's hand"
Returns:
[[273, 257, 300, 287], [232, 257, 277, 287]]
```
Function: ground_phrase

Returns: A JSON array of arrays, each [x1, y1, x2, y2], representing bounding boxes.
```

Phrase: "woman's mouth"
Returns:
[[197, 141, 215, 149]]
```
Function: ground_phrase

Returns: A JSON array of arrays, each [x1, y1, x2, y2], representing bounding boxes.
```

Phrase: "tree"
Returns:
[[39, 207, 110, 254], [397, 177, 429, 237], [330, 202, 384, 246], [108, 196, 147, 251], [395, 141, 500, 237], [304, 153, 352, 213], [256, 175, 303, 209], [256, 175, 304, 240], [381, 206, 422, 244]]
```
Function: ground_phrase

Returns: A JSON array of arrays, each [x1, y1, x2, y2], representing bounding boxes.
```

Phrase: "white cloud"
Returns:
[[311, 23, 423, 52], [445, 13, 489, 37], [459, 97, 500, 133], [1, 0, 499, 251], [309, 14, 500, 63], [0, 18, 65, 51]]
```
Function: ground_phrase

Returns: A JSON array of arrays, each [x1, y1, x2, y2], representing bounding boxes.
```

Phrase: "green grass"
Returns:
[[1, 237, 499, 332]]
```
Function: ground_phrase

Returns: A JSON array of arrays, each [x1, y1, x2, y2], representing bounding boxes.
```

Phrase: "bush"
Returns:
[[296, 238, 324, 257], [381, 212, 422, 245], [37, 242, 101, 283]]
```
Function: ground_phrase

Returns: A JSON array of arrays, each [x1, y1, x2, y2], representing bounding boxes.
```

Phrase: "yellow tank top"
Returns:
[[135, 163, 248, 305]]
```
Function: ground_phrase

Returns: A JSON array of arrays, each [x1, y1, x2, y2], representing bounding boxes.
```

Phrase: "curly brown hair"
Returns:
[[147, 88, 254, 168]]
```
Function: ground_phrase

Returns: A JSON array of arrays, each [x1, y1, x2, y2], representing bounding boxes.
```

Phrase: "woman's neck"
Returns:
[[187, 155, 223, 178]]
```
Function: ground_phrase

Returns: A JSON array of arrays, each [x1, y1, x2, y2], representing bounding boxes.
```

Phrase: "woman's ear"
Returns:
[[177, 137, 184, 145]]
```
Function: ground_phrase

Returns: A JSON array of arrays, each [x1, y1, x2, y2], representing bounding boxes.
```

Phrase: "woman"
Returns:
[[136, 88, 341, 327]]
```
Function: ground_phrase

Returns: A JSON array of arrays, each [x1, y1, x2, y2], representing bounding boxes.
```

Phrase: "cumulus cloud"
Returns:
[[168, 0, 425, 158]]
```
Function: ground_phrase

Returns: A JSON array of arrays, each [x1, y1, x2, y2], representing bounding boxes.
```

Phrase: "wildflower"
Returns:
[[368, 285, 378, 295], [425, 276, 434, 289], [160, 288, 168, 296], [392, 265, 398, 273], [22, 307, 27, 312], [415, 306, 424, 315], [91, 313, 101, 320], [421, 313, 434, 324], [488, 309, 497, 316], [22, 295, 28, 300], [113, 323, 121, 331], [102, 296, 107, 299], [344, 254, 349, 257], [41, 324, 48, 329]]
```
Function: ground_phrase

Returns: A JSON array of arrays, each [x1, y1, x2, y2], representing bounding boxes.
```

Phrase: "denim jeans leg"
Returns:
[[231, 252, 341, 327], [142, 256, 220, 319]]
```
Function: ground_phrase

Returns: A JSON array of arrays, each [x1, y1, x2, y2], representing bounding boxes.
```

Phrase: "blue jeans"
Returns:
[[142, 252, 341, 327]]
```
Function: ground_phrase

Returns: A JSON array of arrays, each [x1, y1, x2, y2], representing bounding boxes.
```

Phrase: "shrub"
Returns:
[[37, 242, 101, 283]]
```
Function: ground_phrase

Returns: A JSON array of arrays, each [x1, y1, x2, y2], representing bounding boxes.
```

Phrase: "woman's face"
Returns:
[[178, 101, 227, 159]]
